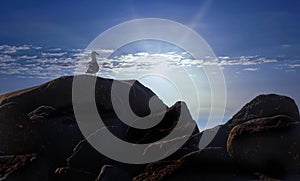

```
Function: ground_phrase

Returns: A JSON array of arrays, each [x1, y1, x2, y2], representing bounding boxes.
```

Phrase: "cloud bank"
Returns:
[[0, 44, 298, 79]]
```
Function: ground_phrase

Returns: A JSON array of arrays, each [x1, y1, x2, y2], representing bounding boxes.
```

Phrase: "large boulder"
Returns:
[[227, 115, 300, 175], [227, 94, 300, 127], [198, 94, 300, 150], [0, 75, 166, 156]]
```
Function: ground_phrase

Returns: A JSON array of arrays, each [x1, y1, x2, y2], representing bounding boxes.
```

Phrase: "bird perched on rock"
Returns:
[[86, 51, 100, 74]]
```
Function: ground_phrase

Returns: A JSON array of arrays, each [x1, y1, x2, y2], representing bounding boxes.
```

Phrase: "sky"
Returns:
[[0, 0, 299, 129]]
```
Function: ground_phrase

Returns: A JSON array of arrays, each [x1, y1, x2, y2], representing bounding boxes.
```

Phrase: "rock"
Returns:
[[0, 75, 175, 179], [29, 106, 84, 167], [96, 165, 131, 181], [0, 102, 40, 155], [66, 139, 116, 174], [134, 148, 250, 181], [197, 124, 231, 149], [227, 94, 300, 127], [66, 101, 199, 176], [1, 75, 299, 180], [196, 94, 300, 153], [127, 101, 200, 159], [0, 153, 50, 181], [54, 167, 97, 181], [28, 105, 57, 120], [0, 75, 167, 154], [0, 153, 36, 180], [227, 115, 300, 175]]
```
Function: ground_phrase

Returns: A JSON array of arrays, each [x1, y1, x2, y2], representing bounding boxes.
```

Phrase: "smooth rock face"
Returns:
[[227, 115, 300, 174]]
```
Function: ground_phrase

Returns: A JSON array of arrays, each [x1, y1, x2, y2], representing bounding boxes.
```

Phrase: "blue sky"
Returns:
[[0, 0, 299, 128], [1, 0, 299, 55]]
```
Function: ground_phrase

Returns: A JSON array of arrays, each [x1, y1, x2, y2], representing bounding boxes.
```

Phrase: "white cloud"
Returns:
[[41, 52, 67, 57], [0, 45, 30, 54], [288, 64, 300, 68], [18, 55, 37, 59], [243, 68, 258, 71], [0, 44, 297, 79], [99, 49, 114, 53], [282, 44, 291, 48]]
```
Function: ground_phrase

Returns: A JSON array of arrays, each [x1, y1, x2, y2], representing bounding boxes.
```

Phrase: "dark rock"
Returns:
[[1, 75, 299, 180], [96, 165, 131, 181], [197, 124, 231, 149], [28, 105, 57, 120], [0, 102, 41, 155], [0, 153, 36, 180], [227, 115, 300, 175], [128, 101, 200, 159], [66, 101, 199, 176], [0, 75, 174, 179], [54, 167, 97, 181], [29, 107, 84, 167], [227, 94, 300, 127], [196, 94, 300, 153], [134, 148, 250, 181], [66, 139, 116, 174], [0, 153, 50, 181]]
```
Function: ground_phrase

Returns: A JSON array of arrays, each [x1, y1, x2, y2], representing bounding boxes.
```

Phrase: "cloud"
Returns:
[[0, 45, 30, 54], [99, 49, 114, 53], [0, 44, 297, 79], [282, 44, 291, 48], [243, 68, 258, 71], [288, 64, 300, 68], [18, 55, 38, 59], [41, 52, 67, 57]]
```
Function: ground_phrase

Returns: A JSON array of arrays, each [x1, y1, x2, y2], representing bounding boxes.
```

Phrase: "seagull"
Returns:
[[86, 51, 100, 74]]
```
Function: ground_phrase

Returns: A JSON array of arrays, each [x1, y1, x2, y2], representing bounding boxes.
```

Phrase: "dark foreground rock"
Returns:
[[96, 165, 131, 181], [227, 115, 300, 175], [0, 154, 36, 180]]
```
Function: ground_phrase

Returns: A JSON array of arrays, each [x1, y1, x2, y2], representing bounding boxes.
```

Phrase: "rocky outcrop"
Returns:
[[0, 75, 300, 180], [0, 75, 199, 180]]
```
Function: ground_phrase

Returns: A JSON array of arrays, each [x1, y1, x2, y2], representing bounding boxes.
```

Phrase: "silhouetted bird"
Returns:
[[86, 51, 99, 74]]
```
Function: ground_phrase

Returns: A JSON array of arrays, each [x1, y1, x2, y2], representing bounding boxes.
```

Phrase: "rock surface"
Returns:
[[0, 75, 199, 180], [0, 154, 36, 180], [227, 115, 300, 175], [96, 165, 131, 181], [227, 94, 300, 127]]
